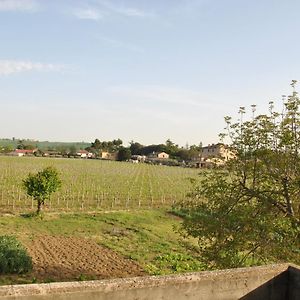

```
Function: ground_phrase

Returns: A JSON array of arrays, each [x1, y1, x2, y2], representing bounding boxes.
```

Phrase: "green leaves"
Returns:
[[0, 235, 32, 274], [23, 167, 61, 214], [177, 81, 300, 269]]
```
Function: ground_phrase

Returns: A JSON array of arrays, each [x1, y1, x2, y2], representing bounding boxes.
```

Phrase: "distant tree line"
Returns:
[[85, 138, 202, 162], [0, 137, 203, 163]]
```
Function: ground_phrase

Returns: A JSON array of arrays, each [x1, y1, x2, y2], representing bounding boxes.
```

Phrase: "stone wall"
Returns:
[[0, 264, 298, 300]]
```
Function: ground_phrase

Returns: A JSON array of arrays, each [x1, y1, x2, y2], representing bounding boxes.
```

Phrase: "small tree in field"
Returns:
[[23, 167, 61, 215], [176, 81, 300, 269]]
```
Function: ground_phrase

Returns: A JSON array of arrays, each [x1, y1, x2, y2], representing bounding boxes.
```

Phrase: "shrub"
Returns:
[[23, 166, 61, 215], [0, 236, 32, 274]]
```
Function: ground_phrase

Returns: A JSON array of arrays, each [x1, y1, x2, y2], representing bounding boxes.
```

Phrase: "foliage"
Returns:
[[0, 145, 13, 153], [16, 140, 36, 150], [0, 235, 32, 274], [0, 138, 89, 152], [117, 147, 131, 161], [87, 138, 123, 155], [23, 166, 61, 214], [146, 253, 205, 275], [129, 141, 144, 155], [177, 81, 300, 269]]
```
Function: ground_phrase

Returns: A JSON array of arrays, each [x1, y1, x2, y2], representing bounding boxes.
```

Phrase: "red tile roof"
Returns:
[[15, 149, 35, 153]]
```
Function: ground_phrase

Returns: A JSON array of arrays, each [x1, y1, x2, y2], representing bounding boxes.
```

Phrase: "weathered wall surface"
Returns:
[[0, 264, 297, 300]]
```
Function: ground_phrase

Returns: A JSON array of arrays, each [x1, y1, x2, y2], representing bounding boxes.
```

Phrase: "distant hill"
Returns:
[[0, 138, 90, 151]]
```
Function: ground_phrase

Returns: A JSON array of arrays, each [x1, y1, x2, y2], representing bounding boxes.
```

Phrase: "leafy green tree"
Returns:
[[68, 145, 77, 157], [165, 139, 179, 157], [176, 81, 300, 269], [56, 145, 68, 156], [139, 144, 167, 155], [23, 144, 36, 150], [0, 145, 13, 153], [16, 140, 25, 150], [117, 147, 131, 161], [129, 141, 144, 155], [91, 138, 101, 150], [112, 138, 123, 148], [23, 167, 61, 215]]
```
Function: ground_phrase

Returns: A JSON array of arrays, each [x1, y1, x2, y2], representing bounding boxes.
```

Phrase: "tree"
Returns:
[[117, 147, 131, 161], [68, 145, 77, 157], [23, 167, 61, 215], [91, 138, 101, 150], [176, 81, 300, 269], [165, 139, 179, 157], [129, 141, 144, 155]]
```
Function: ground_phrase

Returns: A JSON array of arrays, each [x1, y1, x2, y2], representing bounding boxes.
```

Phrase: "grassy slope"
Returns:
[[0, 209, 203, 285]]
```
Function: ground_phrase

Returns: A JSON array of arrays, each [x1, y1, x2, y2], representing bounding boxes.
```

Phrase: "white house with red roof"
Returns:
[[10, 149, 37, 157], [76, 150, 93, 158]]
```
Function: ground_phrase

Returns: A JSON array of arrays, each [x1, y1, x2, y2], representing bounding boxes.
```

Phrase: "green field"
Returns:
[[0, 156, 200, 212], [0, 210, 204, 285], [0, 157, 205, 285]]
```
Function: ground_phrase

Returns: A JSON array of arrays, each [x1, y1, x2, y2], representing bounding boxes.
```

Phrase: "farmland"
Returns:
[[0, 210, 204, 285], [0, 156, 200, 212]]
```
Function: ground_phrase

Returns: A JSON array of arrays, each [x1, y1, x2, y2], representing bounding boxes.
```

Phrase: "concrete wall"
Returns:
[[0, 264, 298, 300]]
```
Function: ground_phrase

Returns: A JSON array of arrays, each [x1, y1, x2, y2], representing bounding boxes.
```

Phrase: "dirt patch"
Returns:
[[25, 236, 145, 282]]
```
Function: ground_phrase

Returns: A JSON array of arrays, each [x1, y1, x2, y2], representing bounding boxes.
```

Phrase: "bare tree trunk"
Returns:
[[282, 177, 294, 216], [37, 200, 43, 215]]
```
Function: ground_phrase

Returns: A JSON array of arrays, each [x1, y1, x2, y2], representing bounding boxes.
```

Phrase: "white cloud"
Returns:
[[0, 0, 39, 12], [0, 60, 64, 75], [73, 8, 103, 21]]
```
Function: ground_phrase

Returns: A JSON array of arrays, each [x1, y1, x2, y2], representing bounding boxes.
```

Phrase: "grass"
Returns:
[[0, 209, 204, 285], [0, 156, 205, 284]]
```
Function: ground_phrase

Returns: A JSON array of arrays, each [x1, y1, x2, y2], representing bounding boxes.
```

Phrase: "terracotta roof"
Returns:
[[15, 149, 35, 153], [77, 150, 89, 154]]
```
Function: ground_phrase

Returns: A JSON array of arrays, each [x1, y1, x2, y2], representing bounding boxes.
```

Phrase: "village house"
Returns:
[[157, 152, 169, 159], [42, 150, 62, 158], [100, 151, 117, 160], [196, 143, 235, 167], [9, 149, 37, 157], [201, 143, 234, 160], [76, 150, 93, 158]]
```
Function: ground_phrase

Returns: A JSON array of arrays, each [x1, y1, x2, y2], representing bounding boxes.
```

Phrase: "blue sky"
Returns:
[[0, 0, 299, 146]]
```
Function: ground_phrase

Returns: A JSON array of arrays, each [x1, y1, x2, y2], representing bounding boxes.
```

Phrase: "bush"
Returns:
[[0, 236, 32, 274]]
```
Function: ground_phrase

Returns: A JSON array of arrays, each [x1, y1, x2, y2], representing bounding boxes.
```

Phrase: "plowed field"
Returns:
[[25, 236, 145, 281]]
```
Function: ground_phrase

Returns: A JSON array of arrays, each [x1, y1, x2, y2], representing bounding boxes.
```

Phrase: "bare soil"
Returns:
[[25, 236, 145, 282]]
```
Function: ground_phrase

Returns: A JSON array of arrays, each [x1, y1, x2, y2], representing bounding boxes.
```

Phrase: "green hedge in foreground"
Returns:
[[0, 236, 32, 274]]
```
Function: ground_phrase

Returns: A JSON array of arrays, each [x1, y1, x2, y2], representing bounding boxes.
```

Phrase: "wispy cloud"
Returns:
[[108, 85, 223, 109], [97, 36, 144, 53], [73, 8, 103, 21], [98, 0, 154, 18], [0, 0, 39, 12], [72, 1, 154, 21], [0, 60, 64, 75]]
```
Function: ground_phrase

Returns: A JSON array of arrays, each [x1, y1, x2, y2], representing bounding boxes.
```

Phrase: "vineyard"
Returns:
[[0, 156, 200, 212]]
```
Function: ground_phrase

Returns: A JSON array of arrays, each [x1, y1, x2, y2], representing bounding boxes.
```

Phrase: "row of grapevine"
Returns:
[[0, 156, 201, 212]]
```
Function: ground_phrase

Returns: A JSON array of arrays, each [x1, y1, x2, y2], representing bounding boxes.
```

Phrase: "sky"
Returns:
[[0, 0, 299, 147]]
